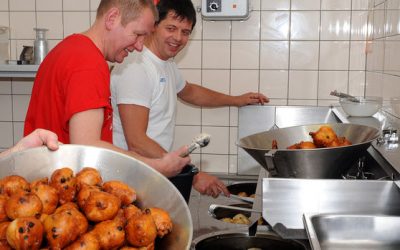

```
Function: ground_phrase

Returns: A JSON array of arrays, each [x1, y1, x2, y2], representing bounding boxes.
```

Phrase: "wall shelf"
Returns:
[[0, 64, 39, 78]]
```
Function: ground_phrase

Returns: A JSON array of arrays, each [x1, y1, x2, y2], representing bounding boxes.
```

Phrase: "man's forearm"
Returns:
[[77, 139, 161, 169], [75, 139, 142, 158], [179, 82, 268, 107], [0, 148, 12, 159], [126, 135, 166, 158], [179, 83, 237, 107], [77, 138, 187, 177]]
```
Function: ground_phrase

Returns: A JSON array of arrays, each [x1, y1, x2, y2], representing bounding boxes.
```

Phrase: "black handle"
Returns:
[[191, 166, 200, 175]]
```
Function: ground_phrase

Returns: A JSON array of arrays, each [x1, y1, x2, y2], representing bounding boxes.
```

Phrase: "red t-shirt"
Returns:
[[24, 34, 112, 144]]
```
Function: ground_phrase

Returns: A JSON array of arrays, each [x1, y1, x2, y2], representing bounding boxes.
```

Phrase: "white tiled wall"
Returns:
[[1, 0, 399, 175], [365, 0, 400, 100]]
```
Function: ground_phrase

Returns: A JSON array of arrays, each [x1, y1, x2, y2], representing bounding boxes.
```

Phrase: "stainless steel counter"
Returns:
[[189, 170, 311, 248], [333, 107, 400, 176], [238, 105, 400, 177], [191, 105, 400, 248]]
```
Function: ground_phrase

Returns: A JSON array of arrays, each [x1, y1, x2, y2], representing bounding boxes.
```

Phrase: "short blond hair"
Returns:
[[96, 0, 158, 26]]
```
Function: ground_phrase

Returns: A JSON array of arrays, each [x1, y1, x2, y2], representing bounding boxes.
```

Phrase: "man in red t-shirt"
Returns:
[[24, 0, 189, 177]]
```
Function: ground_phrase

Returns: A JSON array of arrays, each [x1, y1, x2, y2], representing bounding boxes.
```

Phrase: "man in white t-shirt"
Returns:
[[111, 0, 268, 198]]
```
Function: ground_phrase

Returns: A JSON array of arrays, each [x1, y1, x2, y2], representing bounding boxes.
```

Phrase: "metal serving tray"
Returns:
[[303, 213, 400, 250], [262, 178, 400, 239]]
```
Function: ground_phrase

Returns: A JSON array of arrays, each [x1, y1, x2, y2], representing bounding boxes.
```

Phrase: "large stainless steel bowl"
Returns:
[[238, 123, 380, 178], [0, 144, 192, 250]]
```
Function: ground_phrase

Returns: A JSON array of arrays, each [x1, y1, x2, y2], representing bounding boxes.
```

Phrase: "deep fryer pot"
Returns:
[[238, 123, 380, 178]]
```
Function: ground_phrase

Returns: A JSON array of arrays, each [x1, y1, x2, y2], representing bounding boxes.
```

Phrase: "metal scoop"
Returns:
[[330, 90, 360, 103], [181, 133, 211, 157]]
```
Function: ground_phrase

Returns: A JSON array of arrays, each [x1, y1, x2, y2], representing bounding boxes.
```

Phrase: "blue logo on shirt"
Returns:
[[160, 77, 166, 84]]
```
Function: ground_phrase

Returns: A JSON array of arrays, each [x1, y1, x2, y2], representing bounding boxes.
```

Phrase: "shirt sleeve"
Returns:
[[172, 62, 186, 93], [112, 62, 153, 108], [64, 68, 110, 125]]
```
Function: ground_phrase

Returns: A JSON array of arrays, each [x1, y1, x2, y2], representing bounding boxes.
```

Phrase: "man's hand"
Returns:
[[193, 172, 230, 198], [8, 129, 59, 156], [235, 92, 269, 106], [152, 146, 191, 178]]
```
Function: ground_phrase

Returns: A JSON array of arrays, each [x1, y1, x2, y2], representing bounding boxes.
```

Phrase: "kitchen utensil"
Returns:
[[238, 123, 380, 178], [208, 203, 253, 221], [229, 194, 254, 203], [209, 204, 261, 215], [33, 28, 48, 65], [181, 133, 211, 157], [191, 229, 307, 250], [0, 144, 193, 250], [330, 90, 360, 102], [19, 45, 33, 64], [340, 96, 382, 117], [171, 134, 206, 203]]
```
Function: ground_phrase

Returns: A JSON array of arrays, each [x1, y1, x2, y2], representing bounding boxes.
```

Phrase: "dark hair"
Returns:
[[156, 0, 196, 30]]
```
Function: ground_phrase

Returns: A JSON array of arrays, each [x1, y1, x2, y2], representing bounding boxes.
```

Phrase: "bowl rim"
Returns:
[[339, 96, 383, 104], [390, 97, 400, 102]]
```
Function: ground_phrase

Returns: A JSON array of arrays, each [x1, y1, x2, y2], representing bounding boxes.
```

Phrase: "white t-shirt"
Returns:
[[111, 47, 186, 151]]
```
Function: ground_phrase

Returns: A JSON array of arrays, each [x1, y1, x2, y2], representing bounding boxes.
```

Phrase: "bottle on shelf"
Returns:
[[33, 28, 49, 65]]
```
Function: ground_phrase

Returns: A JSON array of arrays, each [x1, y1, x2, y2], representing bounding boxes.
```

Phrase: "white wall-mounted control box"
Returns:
[[201, 0, 249, 21]]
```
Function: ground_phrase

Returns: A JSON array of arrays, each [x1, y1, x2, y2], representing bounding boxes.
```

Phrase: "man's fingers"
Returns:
[[37, 129, 59, 150], [176, 145, 189, 155], [220, 185, 230, 197], [211, 185, 219, 197], [216, 181, 230, 197]]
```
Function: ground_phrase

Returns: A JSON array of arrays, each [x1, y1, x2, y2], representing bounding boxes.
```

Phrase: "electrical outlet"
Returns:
[[201, 0, 249, 21]]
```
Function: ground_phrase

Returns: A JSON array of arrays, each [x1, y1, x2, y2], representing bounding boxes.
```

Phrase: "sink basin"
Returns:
[[303, 213, 400, 250]]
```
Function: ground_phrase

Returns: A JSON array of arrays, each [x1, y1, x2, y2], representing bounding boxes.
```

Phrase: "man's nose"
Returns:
[[134, 43, 143, 52], [172, 31, 182, 41], [134, 39, 144, 52]]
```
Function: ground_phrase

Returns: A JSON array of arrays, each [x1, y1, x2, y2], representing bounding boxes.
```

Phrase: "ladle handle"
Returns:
[[209, 204, 261, 215], [330, 90, 359, 102], [180, 133, 211, 157], [180, 142, 200, 157], [229, 194, 254, 204], [191, 166, 200, 175]]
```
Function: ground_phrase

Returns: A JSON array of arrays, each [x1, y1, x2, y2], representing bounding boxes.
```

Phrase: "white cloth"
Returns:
[[111, 47, 186, 151]]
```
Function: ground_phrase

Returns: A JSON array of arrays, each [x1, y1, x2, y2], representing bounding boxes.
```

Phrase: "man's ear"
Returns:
[[104, 7, 120, 30]]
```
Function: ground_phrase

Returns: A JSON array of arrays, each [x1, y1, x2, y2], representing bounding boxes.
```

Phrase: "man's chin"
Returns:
[[115, 56, 127, 64], [163, 51, 176, 59]]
